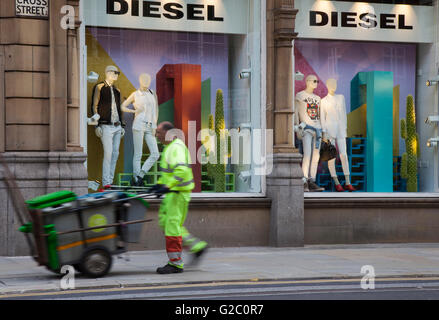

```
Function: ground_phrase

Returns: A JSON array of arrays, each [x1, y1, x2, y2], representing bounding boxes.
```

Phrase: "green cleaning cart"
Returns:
[[19, 190, 153, 278]]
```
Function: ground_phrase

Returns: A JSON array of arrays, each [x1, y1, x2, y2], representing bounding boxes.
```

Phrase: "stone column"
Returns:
[[267, 153, 304, 246], [273, 1, 298, 154], [266, 0, 303, 247], [49, 0, 68, 151], [66, 0, 82, 151]]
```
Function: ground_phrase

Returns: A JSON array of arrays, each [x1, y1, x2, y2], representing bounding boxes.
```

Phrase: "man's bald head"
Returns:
[[158, 121, 174, 132], [156, 121, 175, 145]]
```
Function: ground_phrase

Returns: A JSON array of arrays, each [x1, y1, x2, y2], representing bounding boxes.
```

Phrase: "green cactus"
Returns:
[[400, 95, 419, 192], [206, 89, 227, 192], [208, 114, 214, 134], [206, 114, 215, 178]]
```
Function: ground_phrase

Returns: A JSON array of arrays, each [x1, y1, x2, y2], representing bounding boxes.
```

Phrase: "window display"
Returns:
[[295, 39, 417, 192], [84, 0, 263, 194]]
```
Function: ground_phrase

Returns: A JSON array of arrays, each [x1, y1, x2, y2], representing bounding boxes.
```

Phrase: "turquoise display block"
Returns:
[[350, 71, 394, 192]]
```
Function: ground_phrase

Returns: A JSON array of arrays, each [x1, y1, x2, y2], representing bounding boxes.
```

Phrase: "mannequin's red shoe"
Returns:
[[344, 184, 356, 192], [98, 185, 111, 192], [335, 184, 345, 192]]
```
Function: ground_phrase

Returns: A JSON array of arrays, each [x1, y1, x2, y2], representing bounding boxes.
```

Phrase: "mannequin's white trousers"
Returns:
[[302, 130, 320, 179], [100, 124, 122, 186], [328, 137, 350, 177], [132, 125, 160, 178]]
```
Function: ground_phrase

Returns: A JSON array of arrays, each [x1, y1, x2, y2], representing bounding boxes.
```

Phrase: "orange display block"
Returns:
[[156, 64, 202, 192]]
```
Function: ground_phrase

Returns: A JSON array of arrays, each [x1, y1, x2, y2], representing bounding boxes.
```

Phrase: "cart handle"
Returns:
[[103, 190, 179, 202]]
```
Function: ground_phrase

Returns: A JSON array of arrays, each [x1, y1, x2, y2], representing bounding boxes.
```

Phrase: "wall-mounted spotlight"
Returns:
[[426, 75, 439, 87], [425, 115, 439, 125], [87, 71, 99, 83], [239, 69, 251, 80], [295, 71, 304, 81], [426, 137, 439, 148]]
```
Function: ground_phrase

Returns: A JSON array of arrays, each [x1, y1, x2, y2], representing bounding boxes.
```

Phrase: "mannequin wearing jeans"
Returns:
[[295, 74, 324, 192], [92, 65, 124, 188], [321, 78, 356, 192], [121, 73, 159, 186]]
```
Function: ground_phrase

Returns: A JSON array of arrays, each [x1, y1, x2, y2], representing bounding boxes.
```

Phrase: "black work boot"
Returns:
[[190, 245, 209, 266], [156, 263, 184, 274], [307, 178, 324, 192]]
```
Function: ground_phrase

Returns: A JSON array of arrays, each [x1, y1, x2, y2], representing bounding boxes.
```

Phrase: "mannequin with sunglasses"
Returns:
[[295, 74, 324, 192], [121, 73, 160, 187], [91, 65, 125, 188], [321, 78, 356, 192]]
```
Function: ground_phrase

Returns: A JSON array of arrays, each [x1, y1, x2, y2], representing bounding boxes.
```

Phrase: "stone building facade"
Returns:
[[0, 0, 88, 255], [2, 0, 438, 257], [0, 0, 304, 256]]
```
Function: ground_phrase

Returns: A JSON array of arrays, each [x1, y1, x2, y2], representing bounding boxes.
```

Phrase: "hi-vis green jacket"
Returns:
[[158, 138, 195, 192]]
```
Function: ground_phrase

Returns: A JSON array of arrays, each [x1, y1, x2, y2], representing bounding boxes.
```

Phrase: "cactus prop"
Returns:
[[400, 95, 419, 192], [206, 89, 227, 192]]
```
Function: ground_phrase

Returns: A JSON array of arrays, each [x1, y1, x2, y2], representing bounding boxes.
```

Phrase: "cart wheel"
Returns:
[[80, 247, 112, 278]]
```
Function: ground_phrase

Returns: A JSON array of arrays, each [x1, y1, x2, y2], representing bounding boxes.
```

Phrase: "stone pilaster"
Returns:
[[66, 0, 82, 151], [266, 0, 303, 247], [272, 0, 298, 154], [267, 153, 304, 247]]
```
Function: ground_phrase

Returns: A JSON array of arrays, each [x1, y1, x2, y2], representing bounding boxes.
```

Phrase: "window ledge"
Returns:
[[146, 196, 272, 209]]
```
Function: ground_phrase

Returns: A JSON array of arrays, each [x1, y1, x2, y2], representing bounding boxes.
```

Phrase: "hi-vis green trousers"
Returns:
[[158, 192, 207, 269]]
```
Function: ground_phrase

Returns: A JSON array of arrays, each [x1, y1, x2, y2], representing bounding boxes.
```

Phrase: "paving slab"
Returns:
[[0, 243, 439, 295]]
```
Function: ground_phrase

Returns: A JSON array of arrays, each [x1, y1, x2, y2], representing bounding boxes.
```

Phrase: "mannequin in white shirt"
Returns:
[[121, 73, 160, 187], [294, 74, 324, 192], [321, 78, 356, 192]]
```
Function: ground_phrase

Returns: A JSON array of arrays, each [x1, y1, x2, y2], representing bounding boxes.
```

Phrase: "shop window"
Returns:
[[294, 39, 425, 193], [83, 0, 263, 194]]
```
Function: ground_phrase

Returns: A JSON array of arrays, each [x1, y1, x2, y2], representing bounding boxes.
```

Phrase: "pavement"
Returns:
[[1, 243, 439, 296]]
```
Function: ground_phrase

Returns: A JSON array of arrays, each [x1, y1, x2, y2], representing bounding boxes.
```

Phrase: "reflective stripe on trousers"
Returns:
[[183, 234, 207, 254], [166, 236, 183, 268]]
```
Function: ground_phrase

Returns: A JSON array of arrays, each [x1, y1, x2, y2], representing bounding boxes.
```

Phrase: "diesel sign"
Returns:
[[294, 0, 433, 43], [107, 0, 224, 22], [310, 11, 413, 30]]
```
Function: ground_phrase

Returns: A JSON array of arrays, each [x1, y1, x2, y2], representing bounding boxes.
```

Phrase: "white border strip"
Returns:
[[305, 192, 439, 198]]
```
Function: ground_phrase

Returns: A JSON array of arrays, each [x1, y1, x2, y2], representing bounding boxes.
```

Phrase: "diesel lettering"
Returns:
[[310, 11, 413, 30], [107, 0, 224, 22]]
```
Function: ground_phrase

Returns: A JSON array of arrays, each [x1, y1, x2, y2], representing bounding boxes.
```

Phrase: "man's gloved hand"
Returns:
[[147, 184, 161, 193], [148, 184, 170, 195]]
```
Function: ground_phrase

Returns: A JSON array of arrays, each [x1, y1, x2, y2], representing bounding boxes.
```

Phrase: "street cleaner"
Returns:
[[150, 121, 208, 274]]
